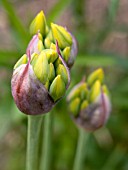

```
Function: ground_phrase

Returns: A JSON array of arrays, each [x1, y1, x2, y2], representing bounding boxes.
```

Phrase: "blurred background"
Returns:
[[0, 0, 128, 170]]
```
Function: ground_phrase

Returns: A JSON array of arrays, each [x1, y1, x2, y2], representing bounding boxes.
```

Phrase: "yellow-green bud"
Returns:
[[89, 80, 101, 102], [14, 54, 28, 69], [47, 30, 53, 41], [44, 80, 50, 90], [49, 75, 66, 101], [69, 98, 80, 116], [12, 10, 74, 116], [30, 11, 46, 36], [51, 23, 72, 49], [67, 88, 80, 102], [54, 57, 62, 67], [46, 25, 49, 35], [44, 37, 51, 49], [50, 43, 56, 50], [80, 100, 88, 110], [56, 64, 68, 85], [33, 52, 49, 84], [79, 83, 88, 100], [37, 40, 44, 52], [43, 49, 58, 63], [102, 85, 110, 96], [67, 69, 111, 131], [48, 63, 55, 82], [31, 53, 38, 66], [38, 32, 43, 40], [63, 46, 71, 62], [67, 83, 88, 102], [87, 68, 104, 87]]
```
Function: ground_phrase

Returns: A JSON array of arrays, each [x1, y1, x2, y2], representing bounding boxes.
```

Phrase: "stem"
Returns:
[[40, 112, 53, 170], [26, 115, 43, 170], [73, 128, 89, 170]]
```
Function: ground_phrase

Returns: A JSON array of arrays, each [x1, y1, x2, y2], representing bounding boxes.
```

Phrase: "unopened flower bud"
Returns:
[[31, 53, 38, 65], [80, 90, 111, 131], [47, 30, 53, 42], [79, 83, 88, 100], [11, 39, 70, 115], [69, 98, 81, 117], [87, 68, 104, 86], [67, 69, 111, 131], [44, 80, 50, 90], [89, 80, 101, 102], [56, 64, 68, 84], [37, 40, 44, 52], [63, 46, 71, 63], [11, 63, 54, 115], [11, 10, 77, 115], [50, 43, 56, 50], [80, 100, 89, 111], [44, 37, 51, 49], [43, 49, 58, 63], [51, 23, 72, 49], [48, 63, 55, 82], [102, 85, 110, 96], [33, 52, 49, 84], [29, 10, 78, 69], [67, 82, 87, 101], [46, 25, 49, 35], [49, 75, 66, 102], [38, 32, 43, 40], [14, 54, 28, 69], [54, 57, 62, 67], [30, 11, 47, 36]]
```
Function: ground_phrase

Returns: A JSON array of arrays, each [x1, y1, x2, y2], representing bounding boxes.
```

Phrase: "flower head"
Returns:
[[30, 11, 47, 36], [29, 11, 78, 68], [67, 68, 111, 131], [11, 10, 77, 115], [11, 39, 70, 115]]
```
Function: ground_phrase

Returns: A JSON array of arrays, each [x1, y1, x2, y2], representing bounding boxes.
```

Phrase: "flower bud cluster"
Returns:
[[67, 68, 111, 131], [11, 11, 78, 115], [29, 11, 78, 68]]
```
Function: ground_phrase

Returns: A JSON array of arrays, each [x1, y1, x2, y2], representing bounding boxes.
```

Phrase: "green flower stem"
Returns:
[[73, 128, 89, 170], [26, 115, 43, 170], [40, 112, 53, 170]]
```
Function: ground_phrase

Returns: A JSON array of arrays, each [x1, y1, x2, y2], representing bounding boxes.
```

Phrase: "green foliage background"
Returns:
[[0, 0, 128, 170]]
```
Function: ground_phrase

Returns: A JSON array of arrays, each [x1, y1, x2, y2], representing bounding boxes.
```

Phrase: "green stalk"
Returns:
[[73, 128, 89, 170], [26, 115, 43, 170], [40, 112, 53, 170]]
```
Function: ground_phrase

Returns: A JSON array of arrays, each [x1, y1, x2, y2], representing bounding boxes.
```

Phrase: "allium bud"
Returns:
[[44, 37, 51, 49], [14, 54, 28, 69], [67, 68, 111, 131], [32, 52, 49, 84], [51, 23, 72, 49], [29, 11, 78, 69], [56, 64, 68, 84], [11, 10, 78, 115], [49, 75, 66, 101], [87, 68, 104, 86], [63, 46, 71, 63], [30, 11, 47, 36], [51, 23, 78, 68], [48, 63, 55, 82], [89, 80, 101, 102], [11, 39, 70, 115]]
